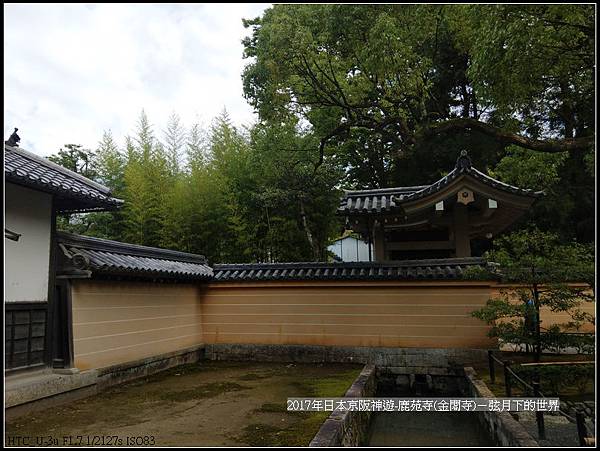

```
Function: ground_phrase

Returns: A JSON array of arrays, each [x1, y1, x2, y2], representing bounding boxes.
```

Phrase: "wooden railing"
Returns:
[[487, 350, 595, 446]]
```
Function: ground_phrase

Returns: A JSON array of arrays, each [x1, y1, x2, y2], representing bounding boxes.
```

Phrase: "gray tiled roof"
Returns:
[[5, 145, 123, 212], [338, 186, 429, 215], [56, 233, 485, 282], [57, 232, 213, 280], [338, 152, 543, 215], [213, 258, 485, 282]]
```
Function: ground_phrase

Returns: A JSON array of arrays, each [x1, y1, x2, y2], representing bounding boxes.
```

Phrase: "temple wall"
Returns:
[[70, 280, 203, 370], [69, 279, 594, 371], [200, 281, 496, 349]]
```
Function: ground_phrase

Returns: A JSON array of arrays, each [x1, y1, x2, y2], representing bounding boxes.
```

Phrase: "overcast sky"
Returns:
[[4, 3, 270, 156]]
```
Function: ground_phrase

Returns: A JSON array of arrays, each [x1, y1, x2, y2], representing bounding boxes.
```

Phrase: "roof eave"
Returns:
[[57, 231, 209, 265], [55, 197, 124, 213], [85, 267, 213, 281], [5, 145, 112, 194], [6, 175, 124, 213], [337, 153, 542, 216]]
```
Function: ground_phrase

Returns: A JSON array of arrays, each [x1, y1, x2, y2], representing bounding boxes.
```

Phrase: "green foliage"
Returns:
[[467, 4, 594, 136], [583, 149, 594, 176], [242, 4, 594, 241], [514, 363, 594, 395], [163, 112, 186, 175], [481, 228, 595, 285], [50, 5, 595, 262], [246, 121, 342, 261], [489, 145, 567, 192], [186, 122, 207, 171], [48, 144, 97, 179], [52, 109, 341, 263], [490, 145, 594, 242], [49, 139, 126, 239], [121, 112, 172, 246], [472, 228, 595, 358], [537, 326, 595, 355]]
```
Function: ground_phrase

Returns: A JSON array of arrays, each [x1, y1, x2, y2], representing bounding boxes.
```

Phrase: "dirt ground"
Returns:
[[5, 361, 363, 447]]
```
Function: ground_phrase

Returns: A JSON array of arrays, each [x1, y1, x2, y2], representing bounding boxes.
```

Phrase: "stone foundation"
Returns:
[[464, 367, 539, 446], [5, 345, 206, 420], [309, 364, 377, 446], [205, 344, 487, 370]]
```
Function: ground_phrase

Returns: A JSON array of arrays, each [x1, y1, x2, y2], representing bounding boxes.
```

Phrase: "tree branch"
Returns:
[[420, 118, 594, 153]]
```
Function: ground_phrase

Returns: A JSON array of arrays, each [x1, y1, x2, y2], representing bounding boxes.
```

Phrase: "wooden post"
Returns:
[[45, 204, 57, 367], [367, 220, 373, 262], [52, 280, 74, 368], [488, 350, 496, 384], [533, 381, 545, 440], [503, 360, 512, 397], [576, 411, 588, 446], [453, 203, 471, 257], [373, 221, 386, 262]]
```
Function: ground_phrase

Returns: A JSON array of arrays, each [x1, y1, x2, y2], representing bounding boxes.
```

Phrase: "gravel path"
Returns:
[[516, 411, 595, 447]]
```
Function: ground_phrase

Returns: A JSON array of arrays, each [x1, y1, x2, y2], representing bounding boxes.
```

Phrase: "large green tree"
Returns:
[[48, 143, 97, 179], [242, 4, 595, 240], [247, 120, 341, 262], [243, 5, 593, 160], [49, 137, 126, 239]]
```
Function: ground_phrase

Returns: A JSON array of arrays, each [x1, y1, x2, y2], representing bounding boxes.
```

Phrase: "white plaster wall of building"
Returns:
[[328, 236, 370, 262], [4, 183, 52, 302]]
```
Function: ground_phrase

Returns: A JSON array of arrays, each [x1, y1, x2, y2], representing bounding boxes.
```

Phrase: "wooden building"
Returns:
[[338, 151, 543, 261], [327, 234, 370, 262], [4, 144, 122, 372]]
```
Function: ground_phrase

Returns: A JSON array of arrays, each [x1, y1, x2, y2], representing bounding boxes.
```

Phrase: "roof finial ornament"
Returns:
[[5, 128, 20, 147], [456, 149, 472, 170]]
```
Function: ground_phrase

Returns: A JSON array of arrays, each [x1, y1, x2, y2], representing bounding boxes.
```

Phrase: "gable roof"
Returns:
[[329, 232, 368, 244], [338, 151, 543, 216], [57, 232, 213, 281], [4, 145, 123, 212]]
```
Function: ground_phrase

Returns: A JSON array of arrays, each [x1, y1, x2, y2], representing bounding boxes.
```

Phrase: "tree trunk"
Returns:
[[559, 81, 575, 139], [420, 118, 593, 153], [461, 84, 470, 118], [299, 196, 319, 261]]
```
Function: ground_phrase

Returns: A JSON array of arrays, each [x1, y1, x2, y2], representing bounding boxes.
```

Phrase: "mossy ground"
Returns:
[[233, 367, 361, 446], [5, 361, 362, 447], [157, 381, 249, 402]]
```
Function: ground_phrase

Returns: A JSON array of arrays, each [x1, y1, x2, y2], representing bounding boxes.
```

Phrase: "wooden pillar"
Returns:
[[52, 279, 74, 369], [366, 220, 373, 262], [46, 200, 57, 367], [453, 204, 471, 257], [373, 220, 386, 262]]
